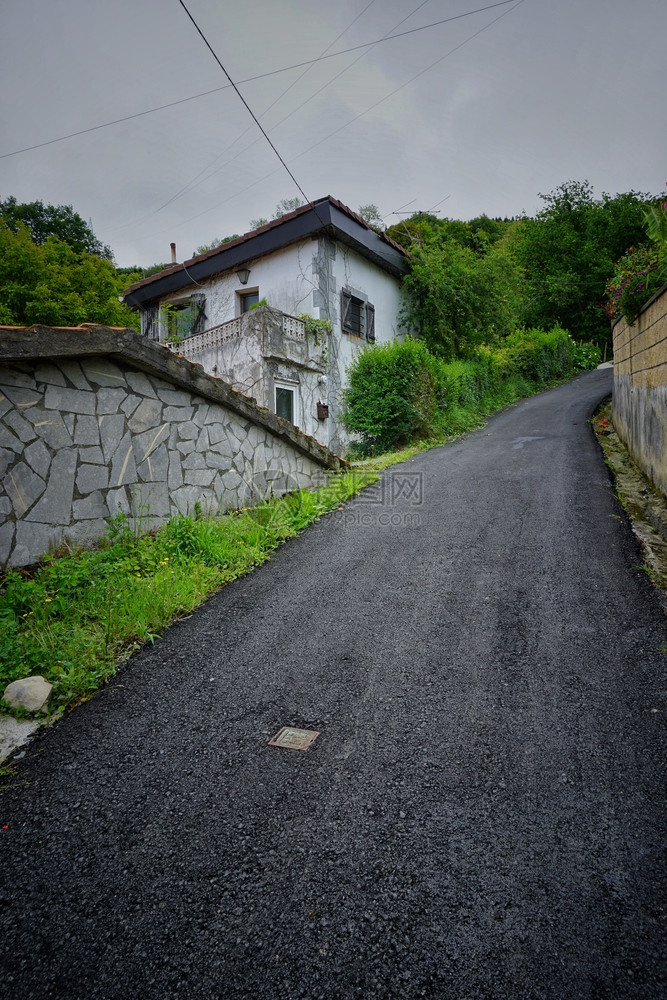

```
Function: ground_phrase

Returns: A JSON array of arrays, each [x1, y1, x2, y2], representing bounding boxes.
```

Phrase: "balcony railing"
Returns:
[[165, 308, 306, 361]]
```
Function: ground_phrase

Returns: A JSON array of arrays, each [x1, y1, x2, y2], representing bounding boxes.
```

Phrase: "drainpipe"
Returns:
[[170, 242, 177, 264]]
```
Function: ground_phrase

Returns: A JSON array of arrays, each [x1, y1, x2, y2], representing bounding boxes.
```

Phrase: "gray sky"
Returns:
[[1, 0, 665, 268]]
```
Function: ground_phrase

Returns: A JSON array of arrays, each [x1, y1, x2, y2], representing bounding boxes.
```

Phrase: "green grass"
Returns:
[[0, 470, 377, 717]]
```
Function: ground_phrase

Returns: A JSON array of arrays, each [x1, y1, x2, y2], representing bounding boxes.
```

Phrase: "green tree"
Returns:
[[250, 196, 305, 230], [515, 181, 652, 346], [358, 204, 384, 231], [272, 197, 304, 218], [193, 234, 241, 255], [0, 220, 137, 328], [0, 196, 113, 260], [401, 238, 525, 358], [386, 212, 441, 249]]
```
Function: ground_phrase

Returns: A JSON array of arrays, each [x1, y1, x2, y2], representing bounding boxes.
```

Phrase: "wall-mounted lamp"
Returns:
[[236, 267, 251, 285]]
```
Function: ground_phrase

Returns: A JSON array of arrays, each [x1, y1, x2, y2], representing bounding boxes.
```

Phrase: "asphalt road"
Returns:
[[1, 369, 665, 1000]]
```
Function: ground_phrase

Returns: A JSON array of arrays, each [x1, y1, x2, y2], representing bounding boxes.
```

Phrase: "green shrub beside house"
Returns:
[[342, 327, 590, 455]]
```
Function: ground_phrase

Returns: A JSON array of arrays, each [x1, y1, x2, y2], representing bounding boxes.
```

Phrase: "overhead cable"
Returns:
[[0, 1, 516, 160], [175, 0, 313, 213]]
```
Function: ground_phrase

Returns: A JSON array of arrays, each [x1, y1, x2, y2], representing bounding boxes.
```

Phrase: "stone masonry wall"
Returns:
[[0, 325, 344, 570], [612, 284, 667, 497]]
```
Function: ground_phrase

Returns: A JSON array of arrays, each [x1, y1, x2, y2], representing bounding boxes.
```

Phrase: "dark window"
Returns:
[[241, 291, 260, 312], [341, 289, 375, 341], [275, 386, 294, 423], [167, 302, 194, 340], [348, 297, 363, 336], [144, 304, 159, 341]]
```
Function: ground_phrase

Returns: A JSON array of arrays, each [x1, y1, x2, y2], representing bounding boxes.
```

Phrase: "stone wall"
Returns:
[[612, 284, 667, 496], [0, 325, 345, 570]]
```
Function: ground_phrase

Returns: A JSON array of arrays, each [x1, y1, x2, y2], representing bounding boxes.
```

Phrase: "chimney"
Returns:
[[170, 242, 177, 264]]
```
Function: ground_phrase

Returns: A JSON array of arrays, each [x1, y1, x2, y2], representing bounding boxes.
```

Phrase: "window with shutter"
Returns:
[[365, 303, 375, 342], [144, 304, 159, 340], [191, 293, 207, 335], [341, 288, 375, 341], [341, 289, 352, 332]]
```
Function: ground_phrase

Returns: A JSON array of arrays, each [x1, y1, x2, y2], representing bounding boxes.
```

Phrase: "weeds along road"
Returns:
[[1, 368, 665, 1000]]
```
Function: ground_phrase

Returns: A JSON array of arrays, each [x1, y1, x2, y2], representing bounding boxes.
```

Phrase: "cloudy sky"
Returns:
[[1, 0, 665, 267]]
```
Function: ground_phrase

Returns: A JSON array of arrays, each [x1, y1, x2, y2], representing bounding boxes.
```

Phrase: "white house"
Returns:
[[124, 197, 410, 454]]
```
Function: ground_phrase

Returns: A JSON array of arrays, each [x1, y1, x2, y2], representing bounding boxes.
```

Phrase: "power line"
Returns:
[[142, 0, 435, 228], [427, 195, 452, 212], [145, 0, 379, 222], [120, 0, 525, 242], [176, 0, 313, 213], [286, 1, 527, 168], [139, 0, 526, 246], [0, 1, 516, 160]]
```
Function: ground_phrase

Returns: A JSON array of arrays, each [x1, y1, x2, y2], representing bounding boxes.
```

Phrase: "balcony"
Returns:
[[164, 307, 325, 367]]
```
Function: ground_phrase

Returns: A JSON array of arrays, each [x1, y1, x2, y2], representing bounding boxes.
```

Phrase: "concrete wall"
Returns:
[[0, 325, 344, 570], [172, 309, 329, 446], [612, 283, 667, 496]]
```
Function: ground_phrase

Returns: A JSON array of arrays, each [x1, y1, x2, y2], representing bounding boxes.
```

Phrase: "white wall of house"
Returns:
[[323, 240, 405, 453], [147, 236, 405, 455], [156, 240, 316, 334]]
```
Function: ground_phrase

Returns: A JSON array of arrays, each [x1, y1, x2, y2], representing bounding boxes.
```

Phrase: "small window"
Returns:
[[240, 290, 260, 313], [275, 382, 298, 426], [341, 289, 375, 341], [167, 302, 194, 340]]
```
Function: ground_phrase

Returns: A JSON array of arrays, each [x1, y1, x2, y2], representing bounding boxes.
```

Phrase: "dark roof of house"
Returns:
[[124, 196, 410, 307]]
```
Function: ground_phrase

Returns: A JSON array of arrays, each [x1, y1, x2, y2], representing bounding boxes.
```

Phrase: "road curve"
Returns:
[[1, 369, 665, 999]]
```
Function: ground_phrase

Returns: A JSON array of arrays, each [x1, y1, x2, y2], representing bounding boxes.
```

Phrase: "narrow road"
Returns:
[[1, 369, 665, 999]]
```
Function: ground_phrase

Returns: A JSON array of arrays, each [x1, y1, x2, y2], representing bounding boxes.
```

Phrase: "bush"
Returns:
[[491, 327, 573, 383], [607, 245, 667, 325], [570, 339, 602, 370], [341, 338, 441, 454], [342, 327, 574, 454]]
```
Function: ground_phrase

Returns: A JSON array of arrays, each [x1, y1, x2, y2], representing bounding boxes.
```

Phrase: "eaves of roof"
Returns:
[[124, 196, 410, 308]]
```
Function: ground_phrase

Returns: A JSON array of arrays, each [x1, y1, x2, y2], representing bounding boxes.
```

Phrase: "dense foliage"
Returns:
[[606, 246, 667, 326], [606, 194, 667, 325], [387, 212, 510, 253], [401, 238, 525, 358], [0, 220, 139, 328], [392, 182, 656, 352], [342, 339, 442, 452], [342, 328, 578, 455], [0, 196, 113, 260], [1, 180, 660, 341], [514, 181, 651, 345]]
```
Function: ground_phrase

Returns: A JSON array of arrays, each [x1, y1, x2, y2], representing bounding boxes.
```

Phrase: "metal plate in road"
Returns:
[[268, 727, 320, 751]]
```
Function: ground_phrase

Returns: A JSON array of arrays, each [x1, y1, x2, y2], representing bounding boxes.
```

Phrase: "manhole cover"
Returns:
[[268, 727, 320, 751]]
